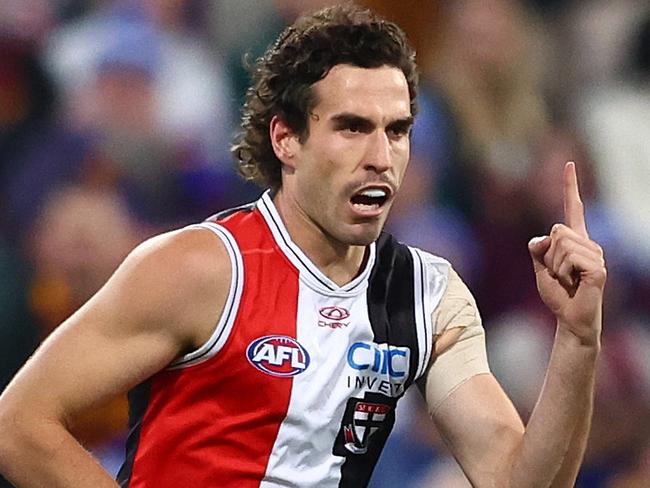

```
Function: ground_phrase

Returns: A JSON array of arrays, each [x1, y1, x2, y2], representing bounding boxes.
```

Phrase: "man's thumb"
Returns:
[[528, 235, 551, 273]]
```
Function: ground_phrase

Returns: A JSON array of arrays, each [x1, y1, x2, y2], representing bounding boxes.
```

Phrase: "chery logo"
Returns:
[[318, 306, 350, 329]]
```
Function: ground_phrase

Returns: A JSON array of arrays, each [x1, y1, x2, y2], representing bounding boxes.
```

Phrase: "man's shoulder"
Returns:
[[123, 225, 232, 300]]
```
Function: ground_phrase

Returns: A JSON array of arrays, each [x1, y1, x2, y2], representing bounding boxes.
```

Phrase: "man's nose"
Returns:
[[364, 130, 392, 173]]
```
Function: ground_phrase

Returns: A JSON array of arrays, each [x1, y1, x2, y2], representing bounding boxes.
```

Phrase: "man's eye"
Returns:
[[345, 123, 363, 133], [387, 127, 410, 139], [335, 119, 371, 134]]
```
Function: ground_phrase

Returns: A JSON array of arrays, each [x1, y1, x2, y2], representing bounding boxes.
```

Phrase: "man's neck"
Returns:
[[272, 191, 367, 287]]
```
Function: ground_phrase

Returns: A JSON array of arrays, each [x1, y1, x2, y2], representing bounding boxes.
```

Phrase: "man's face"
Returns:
[[285, 64, 413, 246]]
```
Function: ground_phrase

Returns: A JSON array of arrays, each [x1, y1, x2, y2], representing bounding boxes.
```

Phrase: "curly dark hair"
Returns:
[[232, 4, 419, 190]]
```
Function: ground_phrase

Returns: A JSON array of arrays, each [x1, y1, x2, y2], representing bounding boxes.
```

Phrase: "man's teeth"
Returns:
[[359, 188, 387, 198], [351, 188, 388, 211], [352, 202, 380, 210]]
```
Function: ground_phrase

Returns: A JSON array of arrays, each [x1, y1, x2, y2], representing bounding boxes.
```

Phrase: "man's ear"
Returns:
[[270, 115, 301, 169]]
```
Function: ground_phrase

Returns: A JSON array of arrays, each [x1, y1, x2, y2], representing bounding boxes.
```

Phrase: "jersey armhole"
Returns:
[[167, 222, 244, 370], [409, 247, 450, 381]]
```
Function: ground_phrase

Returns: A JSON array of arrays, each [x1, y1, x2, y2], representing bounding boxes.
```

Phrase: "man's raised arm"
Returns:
[[424, 162, 606, 487], [0, 227, 231, 487]]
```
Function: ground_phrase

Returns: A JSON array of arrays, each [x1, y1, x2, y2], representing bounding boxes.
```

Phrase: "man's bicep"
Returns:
[[419, 326, 490, 413], [418, 267, 490, 411]]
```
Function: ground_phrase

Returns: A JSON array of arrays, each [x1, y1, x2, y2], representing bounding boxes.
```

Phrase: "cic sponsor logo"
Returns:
[[347, 342, 409, 378], [345, 342, 410, 397], [246, 335, 310, 377], [318, 306, 350, 329]]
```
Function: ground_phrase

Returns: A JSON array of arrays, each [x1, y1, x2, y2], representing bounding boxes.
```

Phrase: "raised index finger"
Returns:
[[564, 161, 588, 237]]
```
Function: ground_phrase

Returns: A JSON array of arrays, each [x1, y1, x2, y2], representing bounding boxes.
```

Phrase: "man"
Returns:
[[0, 5, 606, 487]]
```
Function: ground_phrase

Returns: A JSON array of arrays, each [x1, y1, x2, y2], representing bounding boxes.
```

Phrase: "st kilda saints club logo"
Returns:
[[318, 306, 350, 329], [344, 402, 390, 454], [333, 392, 397, 456]]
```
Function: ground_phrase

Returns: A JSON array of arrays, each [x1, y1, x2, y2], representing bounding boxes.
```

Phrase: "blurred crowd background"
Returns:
[[1, 0, 649, 486]]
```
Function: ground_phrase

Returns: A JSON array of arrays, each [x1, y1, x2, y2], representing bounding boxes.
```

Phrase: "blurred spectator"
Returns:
[[44, 0, 234, 163], [208, 0, 284, 104], [0, 0, 54, 43], [421, 0, 553, 321], [425, 0, 550, 221], [0, 38, 55, 170], [4, 1, 256, 241], [563, 0, 650, 94], [27, 185, 143, 334], [0, 2, 57, 237], [578, 11, 650, 274], [358, 0, 444, 78]]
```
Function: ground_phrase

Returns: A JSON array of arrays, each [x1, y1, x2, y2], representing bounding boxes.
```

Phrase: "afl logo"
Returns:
[[246, 335, 310, 377]]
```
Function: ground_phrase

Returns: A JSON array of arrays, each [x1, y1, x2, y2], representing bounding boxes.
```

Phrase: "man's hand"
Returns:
[[528, 162, 607, 346]]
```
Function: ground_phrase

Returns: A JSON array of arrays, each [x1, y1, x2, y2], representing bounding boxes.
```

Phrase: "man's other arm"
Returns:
[[0, 227, 232, 487]]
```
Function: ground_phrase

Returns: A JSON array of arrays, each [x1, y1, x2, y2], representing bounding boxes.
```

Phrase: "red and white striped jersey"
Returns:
[[118, 191, 454, 487]]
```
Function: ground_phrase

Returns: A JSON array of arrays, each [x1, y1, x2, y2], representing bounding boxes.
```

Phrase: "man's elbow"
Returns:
[[0, 397, 24, 476], [0, 396, 55, 477], [483, 421, 526, 488]]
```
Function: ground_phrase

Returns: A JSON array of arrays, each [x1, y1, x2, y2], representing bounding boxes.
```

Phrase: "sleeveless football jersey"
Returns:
[[117, 191, 452, 487]]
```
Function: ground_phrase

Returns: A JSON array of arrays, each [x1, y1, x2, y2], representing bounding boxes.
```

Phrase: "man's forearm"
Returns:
[[550, 371, 594, 488], [507, 325, 599, 488], [0, 416, 118, 488]]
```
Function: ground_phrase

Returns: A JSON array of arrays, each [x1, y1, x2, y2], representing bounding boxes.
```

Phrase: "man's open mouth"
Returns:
[[350, 187, 391, 211]]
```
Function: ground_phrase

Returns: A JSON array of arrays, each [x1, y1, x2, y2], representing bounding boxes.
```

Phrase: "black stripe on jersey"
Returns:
[[116, 380, 152, 486], [337, 232, 420, 488], [366, 232, 420, 382]]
